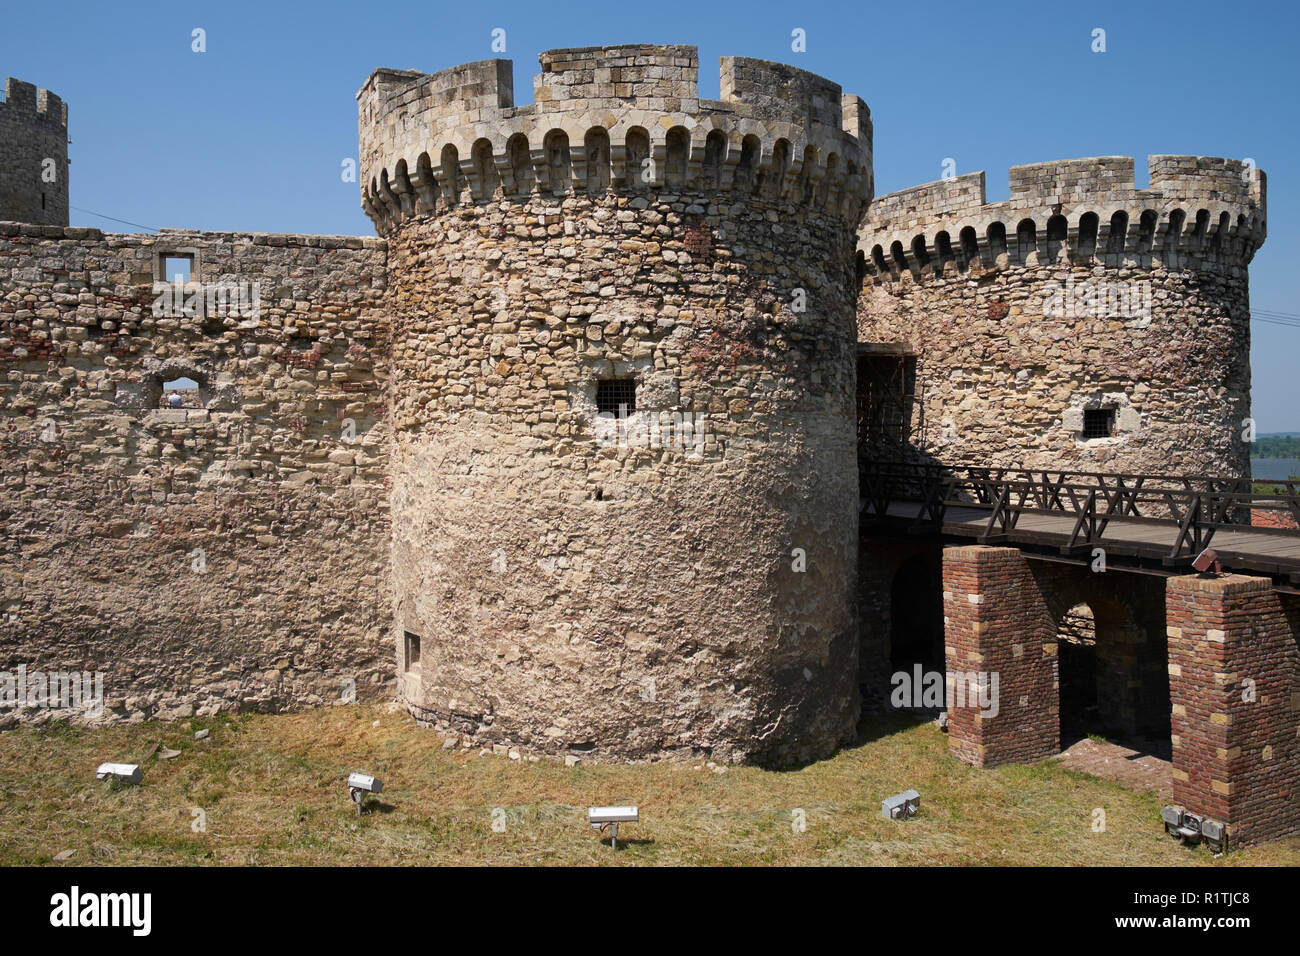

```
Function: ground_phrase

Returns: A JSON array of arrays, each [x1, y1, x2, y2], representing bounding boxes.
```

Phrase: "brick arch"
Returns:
[[1030, 563, 1171, 743]]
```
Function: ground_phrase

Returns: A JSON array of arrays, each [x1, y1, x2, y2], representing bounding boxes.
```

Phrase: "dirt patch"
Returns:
[[1054, 737, 1174, 800]]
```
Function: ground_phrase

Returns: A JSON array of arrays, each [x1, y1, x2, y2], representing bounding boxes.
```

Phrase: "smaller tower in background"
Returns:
[[0, 77, 69, 226]]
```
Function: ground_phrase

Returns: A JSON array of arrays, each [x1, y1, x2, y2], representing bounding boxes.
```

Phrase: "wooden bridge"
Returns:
[[860, 463, 1300, 590]]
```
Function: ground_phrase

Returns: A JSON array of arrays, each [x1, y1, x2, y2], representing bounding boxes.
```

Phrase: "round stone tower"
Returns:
[[0, 77, 69, 226], [857, 155, 1266, 477], [358, 44, 873, 765]]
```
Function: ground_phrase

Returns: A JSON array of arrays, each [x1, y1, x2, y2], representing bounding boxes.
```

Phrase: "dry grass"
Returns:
[[2, 704, 1297, 866]]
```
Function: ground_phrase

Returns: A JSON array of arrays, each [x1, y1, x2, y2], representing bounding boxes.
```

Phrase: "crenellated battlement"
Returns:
[[860, 155, 1266, 281], [357, 44, 872, 235], [0, 77, 67, 127]]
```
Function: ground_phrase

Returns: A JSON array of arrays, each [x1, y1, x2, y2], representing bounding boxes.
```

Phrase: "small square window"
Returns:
[[163, 256, 192, 283], [404, 631, 421, 672], [596, 378, 636, 417], [1082, 407, 1116, 439], [156, 251, 197, 284]]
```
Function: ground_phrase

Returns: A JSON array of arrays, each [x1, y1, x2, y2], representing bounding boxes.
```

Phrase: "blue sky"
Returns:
[[3, 0, 1297, 430]]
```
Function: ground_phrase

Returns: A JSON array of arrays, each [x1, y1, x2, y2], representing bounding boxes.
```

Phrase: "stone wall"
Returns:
[[857, 156, 1265, 477], [0, 222, 392, 723], [0, 78, 68, 227], [356, 44, 872, 238], [372, 45, 872, 766]]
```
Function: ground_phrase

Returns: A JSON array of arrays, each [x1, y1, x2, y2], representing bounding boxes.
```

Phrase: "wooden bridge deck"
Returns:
[[878, 500, 1300, 579]]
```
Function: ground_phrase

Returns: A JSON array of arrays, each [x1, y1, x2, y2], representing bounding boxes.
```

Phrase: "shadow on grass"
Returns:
[[599, 837, 654, 851]]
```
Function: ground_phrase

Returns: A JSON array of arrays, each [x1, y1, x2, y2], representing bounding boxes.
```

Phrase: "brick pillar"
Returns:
[[1166, 574, 1300, 846], [942, 546, 1058, 767]]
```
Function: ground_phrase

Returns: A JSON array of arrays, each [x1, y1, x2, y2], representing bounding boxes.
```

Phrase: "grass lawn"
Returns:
[[2, 703, 1297, 866]]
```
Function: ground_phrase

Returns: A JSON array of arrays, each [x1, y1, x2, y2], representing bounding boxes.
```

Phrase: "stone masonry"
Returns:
[[857, 157, 1266, 477], [1, 46, 1294, 853], [0, 77, 68, 228], [0, 224, 391, 723], [359, 45, 873, 765]]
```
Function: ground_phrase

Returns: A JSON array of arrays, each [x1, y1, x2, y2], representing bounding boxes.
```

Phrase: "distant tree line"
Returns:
[[1253, 436, 1300, 459]]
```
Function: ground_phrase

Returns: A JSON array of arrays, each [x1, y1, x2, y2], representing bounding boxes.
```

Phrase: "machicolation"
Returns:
[[856, 155, 1266, 478]]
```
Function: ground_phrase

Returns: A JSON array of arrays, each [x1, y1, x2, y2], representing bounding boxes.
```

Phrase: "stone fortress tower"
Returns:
[[856, 156, 1267, 478], [0, 50, 1283, 840], [358, 45, 873, 764], [0, 77, 69, 227]]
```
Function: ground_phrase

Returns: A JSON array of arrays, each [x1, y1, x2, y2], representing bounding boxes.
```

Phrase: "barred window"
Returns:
[[1082, 407, 1116, 439], [596, 379, 636, 417]]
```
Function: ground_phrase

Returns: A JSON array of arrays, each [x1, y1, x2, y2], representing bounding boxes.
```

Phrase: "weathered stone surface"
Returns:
[[856, 155, 1265, 477], [0, 228, 393, 722], [0, 78, 68, 227], [380, 45, 873, 766]]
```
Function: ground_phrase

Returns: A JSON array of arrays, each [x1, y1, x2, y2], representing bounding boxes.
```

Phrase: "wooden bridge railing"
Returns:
[[861, 462, 1300, 562]]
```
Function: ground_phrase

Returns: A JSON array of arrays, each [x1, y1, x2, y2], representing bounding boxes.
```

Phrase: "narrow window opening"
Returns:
[[596, 378, 637, 417], [1082, 407, 1116, 439], [986, 222, 1007, 261], [958, 227, 978, 267], [404, 631, 421, 673]]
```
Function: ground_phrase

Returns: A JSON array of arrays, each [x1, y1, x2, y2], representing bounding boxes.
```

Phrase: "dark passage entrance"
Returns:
[[1053, 594, 1171, 759], [1057, 602, 1100, 744], [889, 553, 945, 676]]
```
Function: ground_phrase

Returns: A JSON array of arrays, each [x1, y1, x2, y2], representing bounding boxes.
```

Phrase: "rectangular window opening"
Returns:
[[856, 350, 916, 448], [404, 631, 421, 672], [1082, 407, 1116, 440], [162, 254, 193, 284], [596, 378, 637, 418]]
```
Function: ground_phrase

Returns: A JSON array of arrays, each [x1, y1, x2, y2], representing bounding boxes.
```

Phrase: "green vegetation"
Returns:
[[1252, 435, 1300, 458], [1253, 479, 1299, 495], [2, 705, 1297, 866]]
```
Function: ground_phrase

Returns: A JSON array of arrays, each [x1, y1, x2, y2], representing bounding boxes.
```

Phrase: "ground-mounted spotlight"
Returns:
[[881, 789, 920, 820], [95, 762, 141, 785], [1164, 806, 1227, 852], [347, 772, 382, 815], [1200, 817, 1227, 853], [588, 805, 638, 849], [1163, 805, 1205, 846]]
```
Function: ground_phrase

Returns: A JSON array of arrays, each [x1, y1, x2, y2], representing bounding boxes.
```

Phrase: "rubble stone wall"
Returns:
[[0, 222, 392, 723], [857, 156, 1266, 477], [0, 78, 68, 227], [372, 45, 873, 765]]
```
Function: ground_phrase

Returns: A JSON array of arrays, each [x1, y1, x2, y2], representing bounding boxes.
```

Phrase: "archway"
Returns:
[[1052, 586, 1171, 758], [1057, 601, 1099, 745]]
